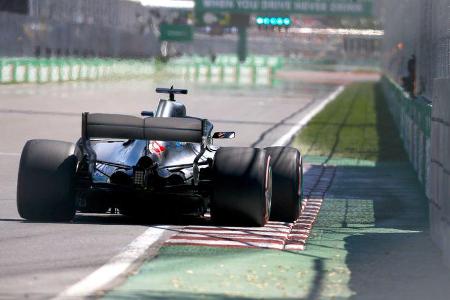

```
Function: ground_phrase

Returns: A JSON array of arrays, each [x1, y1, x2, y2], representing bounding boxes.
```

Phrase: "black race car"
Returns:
[[17, 87, 303, 226]]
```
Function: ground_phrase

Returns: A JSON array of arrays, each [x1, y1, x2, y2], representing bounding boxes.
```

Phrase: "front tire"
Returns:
[[17, 140, 78, 222], [211, 147, 271, 226]]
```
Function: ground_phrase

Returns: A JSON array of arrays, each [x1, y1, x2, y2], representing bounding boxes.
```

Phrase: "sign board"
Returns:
[[160, 24, 194, 42], [195, 0, 373, 17], [195, 12, 231, 27]]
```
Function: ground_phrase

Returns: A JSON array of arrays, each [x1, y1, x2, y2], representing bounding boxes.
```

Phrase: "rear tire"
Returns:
[[211, 147, 271, 226], [265, 147, 303, 222], [17, 140, 78, 222]]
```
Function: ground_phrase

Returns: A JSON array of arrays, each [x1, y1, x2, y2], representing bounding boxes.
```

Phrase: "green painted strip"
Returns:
[[105, 242, 351, 299]]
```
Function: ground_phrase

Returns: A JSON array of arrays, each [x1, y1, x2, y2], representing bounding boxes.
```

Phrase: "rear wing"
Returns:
[[80, 112, 212, 186], [81, 113, 211, 143]]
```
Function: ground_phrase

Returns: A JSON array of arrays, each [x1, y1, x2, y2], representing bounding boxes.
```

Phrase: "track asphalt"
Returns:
[[0, 78, 338, 298]]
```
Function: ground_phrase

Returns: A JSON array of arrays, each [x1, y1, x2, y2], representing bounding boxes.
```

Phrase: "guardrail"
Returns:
[[0, 56, 280, 85], [0, 58, 156, 84], [381, 76, 432, 197], [165, 55, 281, 85], [172, 55, 284, 69], [168, 62, 275, 85]]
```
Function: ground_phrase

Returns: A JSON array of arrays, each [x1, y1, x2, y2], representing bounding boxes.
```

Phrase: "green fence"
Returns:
[[0, 55, 281, 85], [381, 76, 432, 197]]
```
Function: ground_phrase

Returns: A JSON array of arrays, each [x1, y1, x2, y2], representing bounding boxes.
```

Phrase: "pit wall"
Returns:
[[430, 79, 450, 266], [381, 76, 432, 197]]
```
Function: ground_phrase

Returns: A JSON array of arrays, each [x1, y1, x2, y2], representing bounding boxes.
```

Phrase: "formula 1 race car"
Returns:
[[17, 87, 303, 226]]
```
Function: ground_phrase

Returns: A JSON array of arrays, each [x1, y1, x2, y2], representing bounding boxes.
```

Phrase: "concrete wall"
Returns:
[[431, 79, 450, 265], [382, 0, 450, 265]]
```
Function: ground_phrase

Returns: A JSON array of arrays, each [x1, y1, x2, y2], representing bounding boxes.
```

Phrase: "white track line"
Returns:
[[53, 86, 343, 299], [54, 226, 168, 299], [272, 85, 345, 147]]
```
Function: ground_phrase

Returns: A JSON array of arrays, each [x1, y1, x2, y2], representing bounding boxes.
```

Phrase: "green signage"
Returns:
[[160, 24, 194, 42], [195, 0, 373, 17]]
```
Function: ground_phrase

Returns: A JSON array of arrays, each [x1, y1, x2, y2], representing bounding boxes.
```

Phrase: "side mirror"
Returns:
[[141, 111, 154, 117], [212, 132, 235, 139]]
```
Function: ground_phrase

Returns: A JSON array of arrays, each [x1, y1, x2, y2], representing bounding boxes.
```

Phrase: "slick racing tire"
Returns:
[[265, 147, 303, 222], [17, 140, 78, 222], [211, 147, 272, 227]]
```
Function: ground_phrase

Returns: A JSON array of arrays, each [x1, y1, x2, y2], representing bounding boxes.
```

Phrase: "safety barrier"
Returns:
[[0, 56, 279, 85], [171, 55, 284, 69], [165, 55, 281, 85], [0, 58, 156, 84], [381, 76, 432, 198], [167, 62, 275, 85]]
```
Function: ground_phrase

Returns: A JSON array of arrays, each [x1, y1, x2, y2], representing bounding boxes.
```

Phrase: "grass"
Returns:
[[293, 82, 407, 162]]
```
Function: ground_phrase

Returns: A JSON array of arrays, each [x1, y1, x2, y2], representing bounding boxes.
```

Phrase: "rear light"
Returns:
[[133, 170, 145, 186]]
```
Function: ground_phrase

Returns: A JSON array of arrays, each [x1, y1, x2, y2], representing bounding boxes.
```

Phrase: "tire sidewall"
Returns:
[[265, 146, 302, 222], [211, 147, 271, 226]]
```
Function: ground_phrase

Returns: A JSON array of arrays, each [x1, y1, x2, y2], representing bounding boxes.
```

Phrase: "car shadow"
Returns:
[[0, 212, 212, 227], [72, 211, 211, 226]]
